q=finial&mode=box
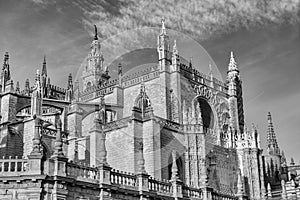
[42,56,47,76]
[94,25,98,40]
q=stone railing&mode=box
[0,156,27,176]
[79,79,118,102]
[182,185,203,198]
[212,192,238,200]
[179,63,227,93]
[0,155,240,200]
[66,161,99,183]
[148,177,172,195]
[110,169,136,188]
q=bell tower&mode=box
[82,25,110,91]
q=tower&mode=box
[264,112,282,185]
[227,51,244,134]
[266,112,280,155]
[0,52,11,93]
[82,25,110,91]
[157,17,170,72]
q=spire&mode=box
[94,25,98,40]
[25,78,30,94]
[67,73,73,90]
[160,17,167,35]
[228,51,239,72]
[267,112,279,154]
[42,56,47,77]
[15,81,20,93]
[157,17,170,71]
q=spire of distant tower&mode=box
[228,51,239,72]
[94,25,98,40]
[42,56,47,77]
[160,17,167,35]
[267,112,279,154]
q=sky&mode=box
[0,0,299,163]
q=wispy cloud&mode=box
[77,0,299,40]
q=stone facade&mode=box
[0,19,298,200]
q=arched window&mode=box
[197,98,214,129]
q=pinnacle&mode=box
[228,51,238,72]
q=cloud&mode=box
[78,0,299,41]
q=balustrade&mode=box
[0,156,27,175]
